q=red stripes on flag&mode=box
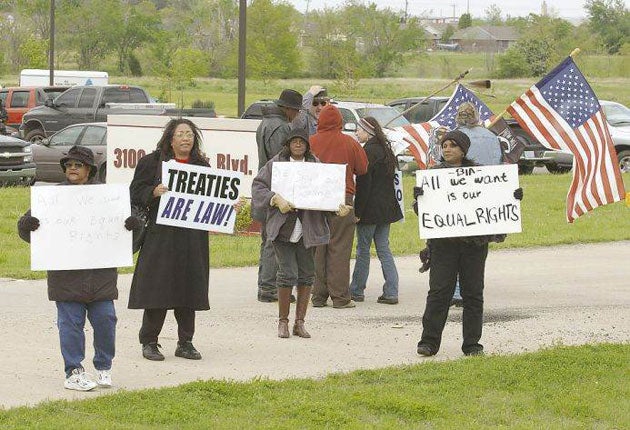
[508,87,625,222]
[400,123,432,169]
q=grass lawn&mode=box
[0,343,627,428]
[2,172,630,280]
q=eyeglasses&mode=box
[174,131,194,138]
[312,100,328,107]
[64,161,85,169]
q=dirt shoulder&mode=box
[0,241,628,409]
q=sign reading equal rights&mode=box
[415,164,522,239]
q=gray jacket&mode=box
[256,105,291,171]
[458,125,503,166]
[251,153,330,249]
[292,91,318,136]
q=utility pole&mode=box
[49,0,55,86]
[237,0,246,117]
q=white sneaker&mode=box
[96,369,112,388]
[64,368,97,391]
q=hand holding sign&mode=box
[271,193,295,214]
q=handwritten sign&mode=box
[415,164,522,239]
[394,170,405,222]
[271,162,345,211]
[156,160,243,233]
[30,184,133,270]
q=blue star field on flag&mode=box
[536,57,600,129]
[431,84,493,128]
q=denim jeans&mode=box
[350,223,399,299]
[56,301,117,377]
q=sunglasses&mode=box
[312,100,328,107]
[63,161,85,169]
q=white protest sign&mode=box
[156,160,243,233]
[394,170,405,222]
[30,184,133,271]
[415,164,522,239]
[271,162,345,211]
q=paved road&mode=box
[0,241,628,409]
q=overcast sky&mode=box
[284,0,610,20]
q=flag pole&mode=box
[383,68,471,128]
[487,48,582,129]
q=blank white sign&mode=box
[30,184,133,270]
[271,162,346,211]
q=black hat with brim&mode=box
[60,145,98,177]
[275,89,303,111]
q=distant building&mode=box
[450,26,519,53]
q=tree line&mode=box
[0,0,627,82]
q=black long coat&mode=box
[128,151,210,310]
[354,138,403,225]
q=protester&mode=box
[294,85,329,136]
[449,102,505,306]
[17,145,138,391]
[413,130,523,357]
[252,129,333,338]
[350,117,403,304]
[310,104,368,308]
[128,118,210,361]
[254,89,303,303]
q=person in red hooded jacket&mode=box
[309,104,368,308]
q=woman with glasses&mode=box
[128,118,210,362]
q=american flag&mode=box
[507,56,625,222]
[389,84,494,169]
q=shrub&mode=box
[191,99,215,109]
[234,199,253,232]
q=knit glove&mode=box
[336,204,352,217]
[513,188,524,200]
[413,186,424,199]
[271,193,295,214]
[18,215,40,232]
[124,216,143,231]
[419,246,431,273]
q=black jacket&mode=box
[354,138,403,225]
[128,150,211,310]
[17,178,118,303]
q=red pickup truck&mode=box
[0,86,69,127]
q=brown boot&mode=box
[293,285,311,338]
[277,287,292,338]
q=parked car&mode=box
[31,122,106,183]
[544,100,630,173]
[387,96,560,174]
[241,99,410,130]
[0,134,36,185]
[0,86,70,127]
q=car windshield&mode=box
[603,103,630,126]
[355,107,410,128]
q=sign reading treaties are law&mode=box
[156,161,243,233]
[415,164,522,239]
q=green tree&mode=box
[458,13,472,29]
[484,4,503,25]
[17,36,48,69]
[585,0,630,54]
[441,24,455,43]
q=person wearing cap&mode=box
[350,117,403,305]
[254,89,303,303]
[252,128,334,338]
[17,145,141,391]
[413,130,523,357]
[293,85,330,136]
[310,104,368,309]
[128,118,210,362]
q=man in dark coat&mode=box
[254,89,303,302]
[18,145,138,391]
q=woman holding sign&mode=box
[350,117,403,304]
[129,118,210,362]
[252,129,334,339]
[413,130,523,357]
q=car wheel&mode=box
[25,129,45,143]
[518,164,534,175]
[617,149,630,173]
[546,163,572,174]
